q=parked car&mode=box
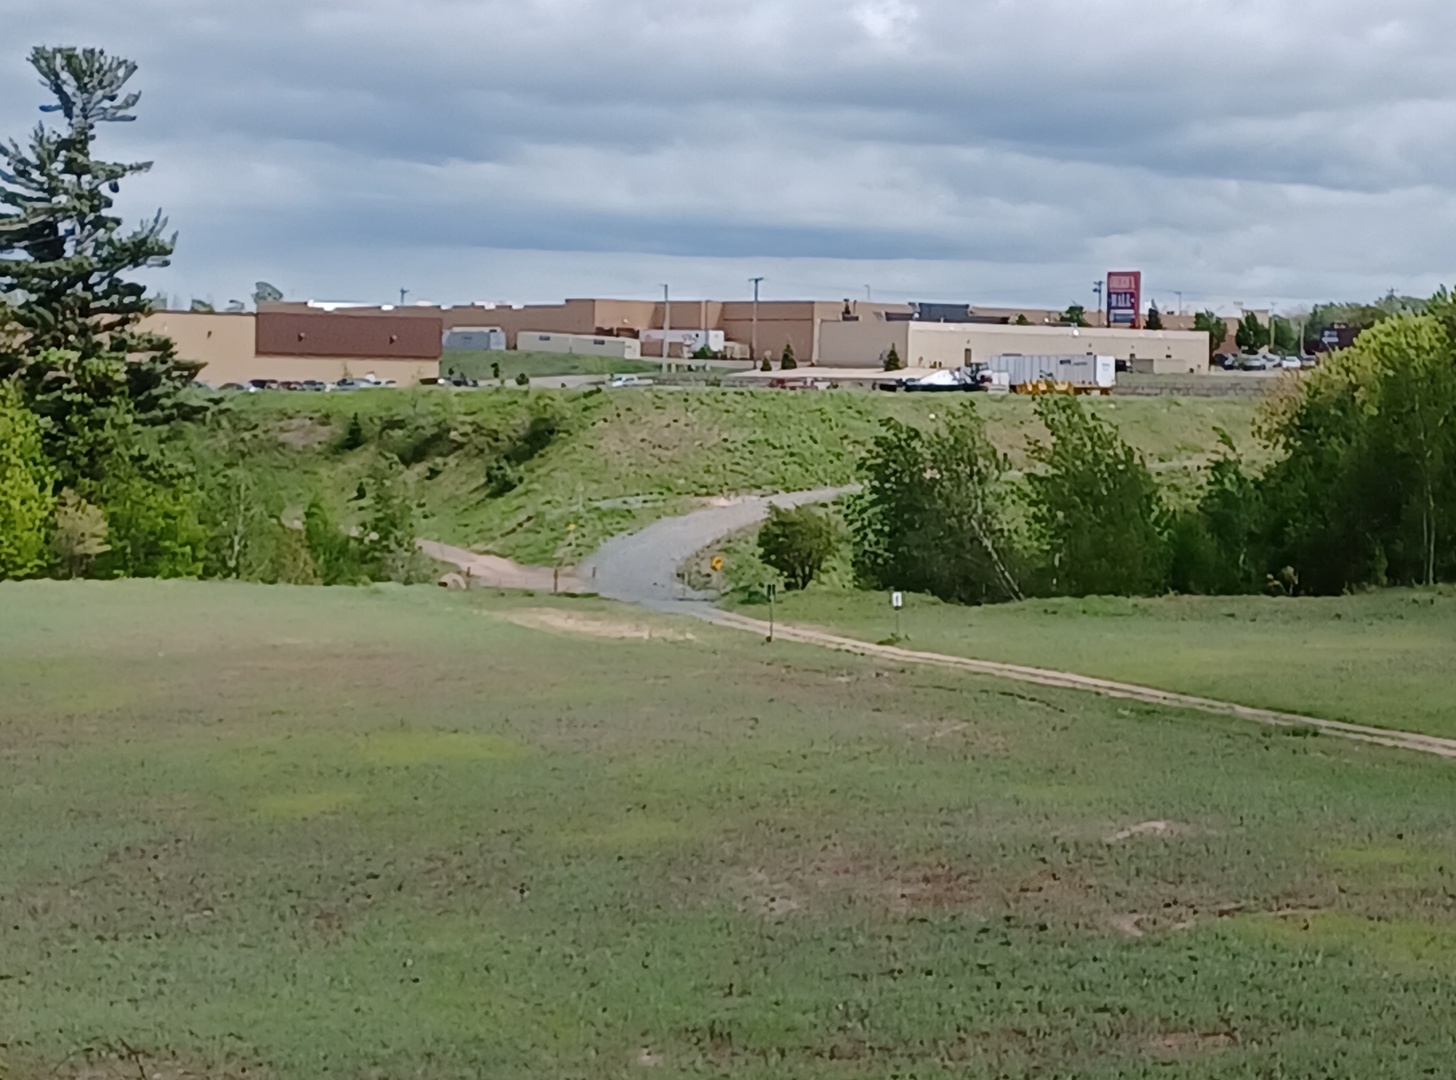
[218,382,251,392]
[1279,355,1303,370]
[608,374,653,388]
[1238,355,1272,371]
[299,379,329,392]
[1214,353,1239,370]
[248,378,281,391]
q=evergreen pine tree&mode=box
[780,342,797,370]
[0,46,199,462]
[1145,304,1164,331]
[883,344,904,371]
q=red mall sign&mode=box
[1106,271,1142,328]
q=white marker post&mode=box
[891,590,903,639]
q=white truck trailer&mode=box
[986,354,1116,393]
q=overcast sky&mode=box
[4,0,1456,312]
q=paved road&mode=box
[578,487,854,604]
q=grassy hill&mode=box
[5,580,1456,1079]
[206,388,1264,565]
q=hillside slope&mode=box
[204,388,1263,564]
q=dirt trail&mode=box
[700,608,1456,760]
[422,489,1456,761]
[416,539,584,593]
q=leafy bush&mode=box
[849,404,1023,604]
[1025,395,1169,597]
[0,384,54,579]
[758,504,836,590]
[95,469,207,579]
[50,489,109,577]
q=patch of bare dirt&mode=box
[1146,1031,1238,1058]
[273,416,333,450]
[504,609,696,642]
[736,849,981,919]
[34,1043,261,1080]
[1104,819,1192,844]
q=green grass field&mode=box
[740,587,1456,740]
[4,581,1456,1079]
[219,389,1263,565]
[440,349,661,381]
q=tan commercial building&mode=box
[818,318,1210,374]
[259,298,915,365]
[140,310,442,385]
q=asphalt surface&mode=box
[578,487,854,604]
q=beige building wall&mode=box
[818,320,1210,373]
[516,331,643,359]
[138,311,438,385]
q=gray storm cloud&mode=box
[2,0,1453,307]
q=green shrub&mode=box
[1025,395,1169,597]
[95,471,207,579]
[0,384,54,579]
[758,504,837,590]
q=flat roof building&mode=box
[140,310,442,385]
[818,319,1209,375]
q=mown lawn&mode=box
[748,587,1456,740]
[4,581,1454,1079]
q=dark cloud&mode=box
[3,0,1455,305]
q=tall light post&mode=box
[399,288,409,306]
[1175,290,1184,315]
[864,285,872,302]
[1092,280,1104,324]
[749,276,764,367]
[661,284,671,372]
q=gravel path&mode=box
[578,486,854,603]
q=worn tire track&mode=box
[700,609,1456,760]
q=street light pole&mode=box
[1175,290,1183,315]
[661,284,671,372]
[399,288,409,306]
[749,276,764,367]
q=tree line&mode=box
[842,297,1456,602]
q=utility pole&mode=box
[399,288,409,306]
[864,285,872,302]
[1175,290,1184,315]
[749,276,764,367]
[661,284,671,372]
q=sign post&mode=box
[767,583,776,642]
[1105,271,1143,329]
[891,590,903,639]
